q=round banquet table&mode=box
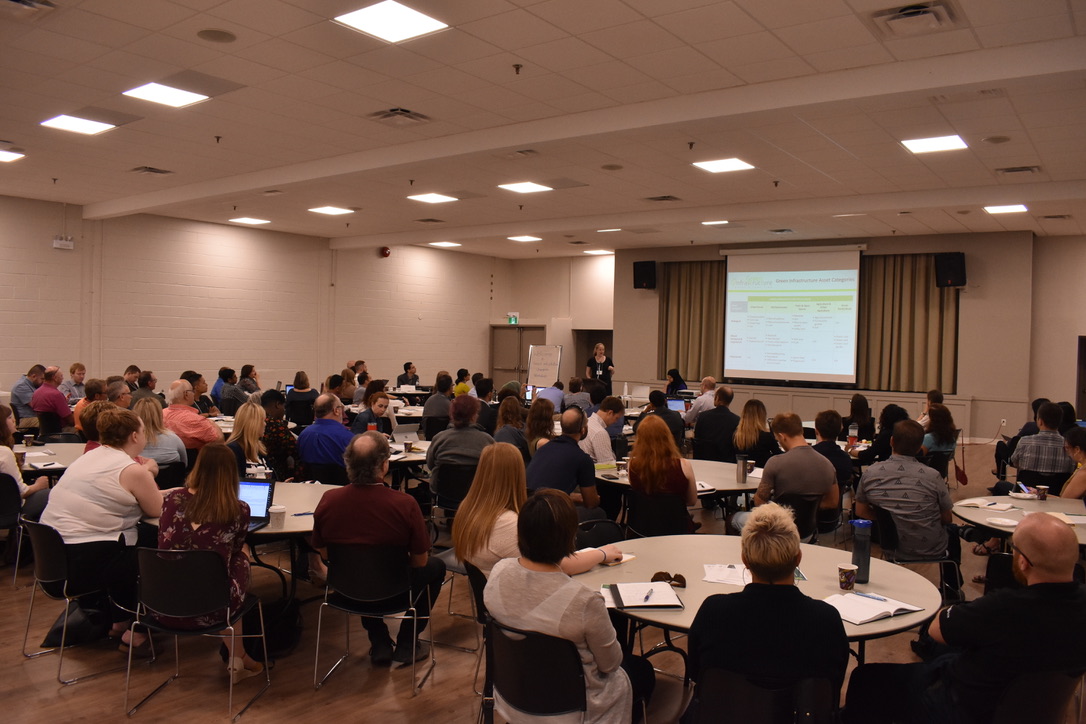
[953,495,1086,545]
[17,442,86,476]
[597,459,763,496]
[573,535,940,650]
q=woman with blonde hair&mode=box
[452,443,621,576]
[225,400,267,476]
[132,396,186,466]
[524,397,555,458]
[733,399,779,468]
[628,415,696,505]
[158,443,263,682]
[493,397,530,464]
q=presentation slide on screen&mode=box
[724,250,860,384]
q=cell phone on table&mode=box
[1017,482,1031,494]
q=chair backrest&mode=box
[22,519,69,587]
[626,489,689,538]
[326,544,411,603]
[575,519,625,549]
[463,560,489,625]
[1017,470,1069,496]
[694,668,836,724]
[219,397,240,417]
[184,448,200,472]
[285,399,314,427]
[136,548,230,619]
[488,619,586,717]
[36,411,62,436]
[917,451,951,479]
[421,416,450,441]
[0,474,22,528]
[304,462,349,486]
[872,506,900,552]
[432,464,477,509]
[773,493,822,541]
[155,462,188,490]
[39,432,83,444]
[993,670,1082,724]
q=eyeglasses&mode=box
[1010,541,1033,567]
[650,571,686,588]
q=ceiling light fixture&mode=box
[408,193,458,203]
[692,158,754,173]
[984,204,1028,214]
[901,134,967,153]
[229,217,270,225]
[701,220,729,226]
[498,182,552,193]
[0,149,25,162]
[596,228,621,233]
[508,236,541,242]
[429,241,461,247]
[335,1,448,43]
[123,82,209,108]
[584,250,614,255]
[40,114,115,135]
[832,213,866,218]
[309,206,354,215]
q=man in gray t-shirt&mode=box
[856,419,954,559]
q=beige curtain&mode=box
[858,254,958,393]
[658,261,726,381]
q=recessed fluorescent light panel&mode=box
[584,250,614,255]
[508,236,541,242]
[40,114,116,135]
[123,82,209,108]
[429,241,461,247]
[309,206,354,215]
[692,158,754,173]
[984,204,1028,214]
[408,193,458,203]
[0,150,25,162]
[701,220,729,226]
[229,217,270,225]
[901,135,967,154]
[335,1,448,43]
[596,228,621,233]
[498,182,553,193]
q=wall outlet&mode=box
[1001,418,1007,427]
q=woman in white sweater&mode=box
[0,404,50,519]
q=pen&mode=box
[643,588,654,603]
[855,592,886,602]
[292,511,314,516]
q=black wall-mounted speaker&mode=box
[934,252,966,288]
[633,260,656,289]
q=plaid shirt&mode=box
[1010,430,1075,475]
[262,417,297,479]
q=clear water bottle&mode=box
[736,454,748,485]
[851,519,872,584]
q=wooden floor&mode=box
[0,441,1012,722]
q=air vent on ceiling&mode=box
[995,166,1041,175]
[567,240,587,245]
[644,195,681,202]
[368,108,431,126]
[130,166,174,175]
[769,229,795,235]
[871,2,956,38]
[500,149,539,160]
[415,218,445,224]
[1041,215,1072,220]
[0,0,55,18]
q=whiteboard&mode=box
[526,345,562,388]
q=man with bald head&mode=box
[106,380,134,409]
[31,365,75,430]
[162,379,223,453]
[297,393,354,473]
[527,406,604,520]
[684,376,717,427]
[844,511,1086,723]
[693,385,739,462]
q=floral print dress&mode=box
[156,488,250,629]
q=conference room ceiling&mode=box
[1,0,1084,259]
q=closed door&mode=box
[491,325,545,385]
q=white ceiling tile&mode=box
[729,56,815,84]
[652,3,765,44]
[957,0,1070,26]
[348,44,445,78]
[408,0,519,26]
[529,0,643,34]
[354,78,437,108]
[580,20,686,59]
[405,66,495,96]
[549,91,616,113]
[407,29,505,66]
[297,60,386,91]
[85,0,194,31]
[257,73,342,101]
[235,38,335,73]
[773,14,876,55]
[39,8,148,47]
[603,80,679,105]
[734,0,853,29]
[697,32,796,67]
[973,16,1075,48]
[89,50,182,82]
[663,67,744,94]
[499,101,564,122]
[123,32,225,67]
[504,73,592,102]
[206,0,324,36]
[280,20,383,57]
[517,36,615,72]
[460,9,569,51]
[159,12,273,51]
[9,28,113,64]
[625,46,719,80]
[192,54,288,86]
[882,29,981,61]
[622,0,721,17]
[568,60,654,92]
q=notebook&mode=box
[606,582,683,610]
[238,480,275,533]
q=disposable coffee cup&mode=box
[14,451,26,468]
[367,422,377,432]
[1036,485,1049,501]
[403,441,412,454]
[838,564,858,591]
[23,435,34,448]
[269,504,286,528]
[746,460,756,474]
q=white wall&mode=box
[1031,235,1086,403]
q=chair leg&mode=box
[314,602,352,689]
[11,524,22,587]
[431,572,481,654]
[228,602,271,722]
[127,632,181,716]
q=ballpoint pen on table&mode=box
[643,588,653,603]
[855,592,887,601]
[292,511,314,516]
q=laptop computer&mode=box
[238,480,276,533]
[666,398,687,413]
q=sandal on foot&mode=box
[228,657,264,685]
[972,574,987,584]
[972,542,999,556]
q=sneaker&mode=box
[392,641,430,664]
[370,641,394,667]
